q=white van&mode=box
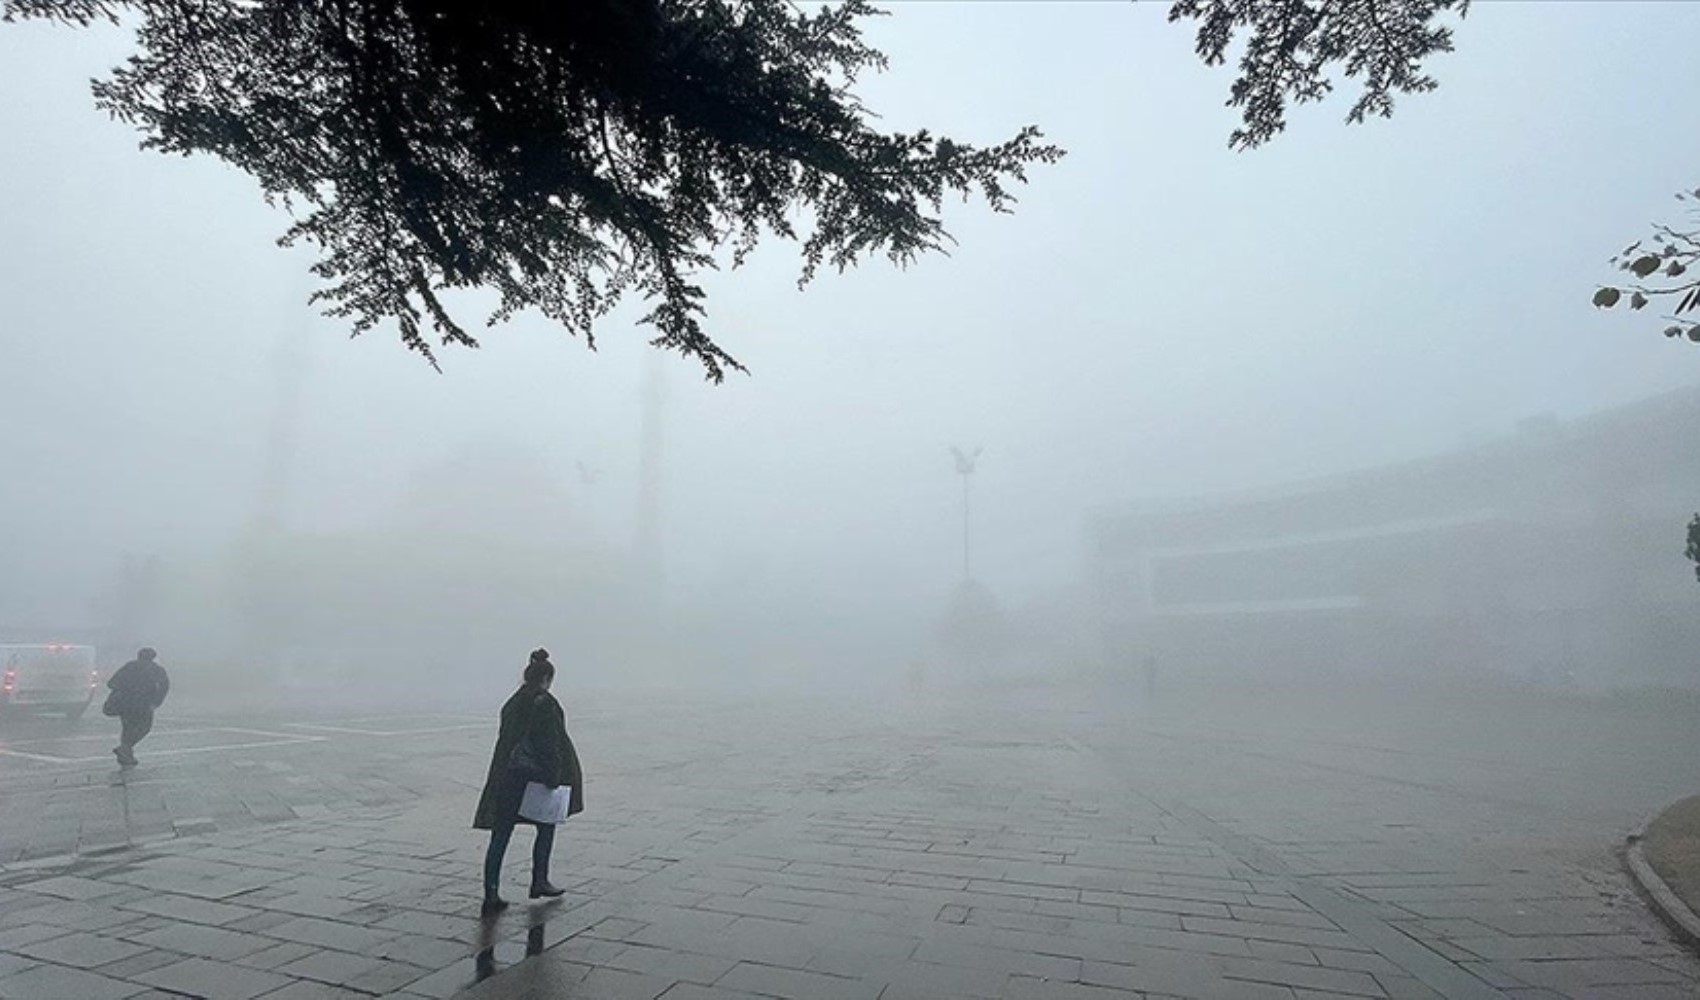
[0,644,99,719]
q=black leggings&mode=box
[484,819,554,894]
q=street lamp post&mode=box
[948,446,982,583]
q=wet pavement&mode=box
[0,712,483,864]
[1,679,1698,999]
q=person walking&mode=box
[473,648,583,914]
[104,647,170,768]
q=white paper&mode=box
[517,781,571,824]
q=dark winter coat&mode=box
[106,659,170,715]
[472,686,583,830]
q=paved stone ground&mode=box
[0,679,1697,999]
[0,712,487,863]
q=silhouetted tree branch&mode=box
[7,0,1480,374]
[5,0,1065,376]
[1167,0,1469,151]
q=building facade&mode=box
[1089,389,1700,689]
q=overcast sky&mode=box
[2,2,1698,631]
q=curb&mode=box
[1625,814,1700,953]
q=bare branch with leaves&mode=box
[1593,184,1700,343]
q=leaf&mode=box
[1688,327,1700,343]
[1631,254,1662,277]
[1665,326,1684,338]
[1669,261,1689,278]
[1593,287,1622,308]
[1630,292,1648,310]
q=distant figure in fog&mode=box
[474,648,583,914]
[104,647,169,768]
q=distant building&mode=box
[1088,387,1700,689]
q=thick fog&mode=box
[4,4,1700,706]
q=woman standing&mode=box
[473,648,583,913]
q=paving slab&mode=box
[0,961,143,999]
[133,956,292,999]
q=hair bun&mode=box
[530,648,550,663]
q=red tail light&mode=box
[1,669,14,693]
